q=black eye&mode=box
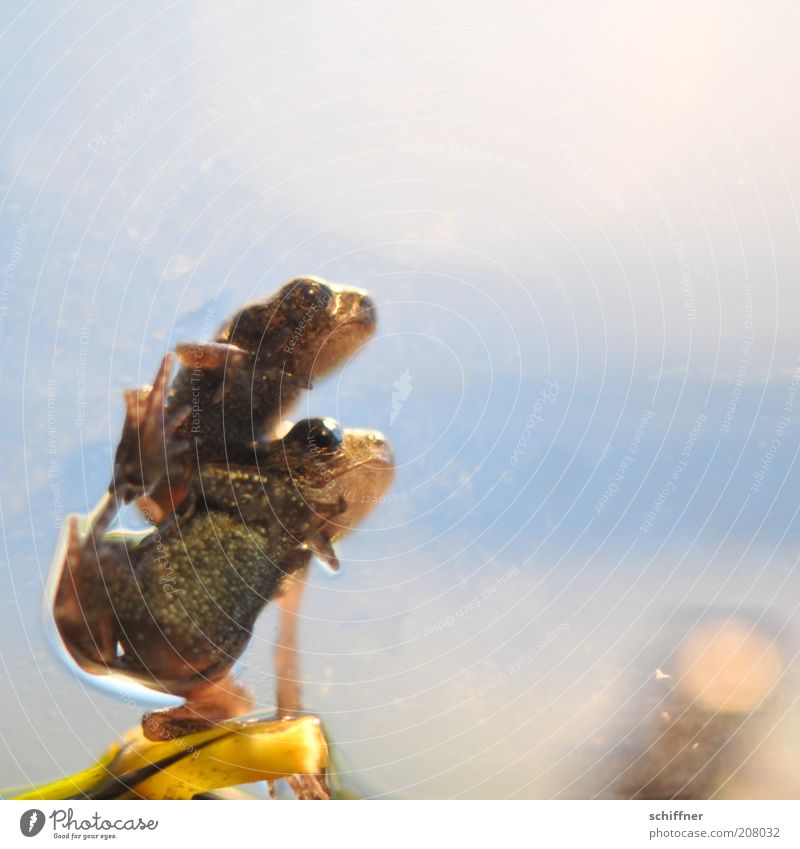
[283,278,333,314]
[285,418,344,453]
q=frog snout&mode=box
[343,428,395,471]
[370,431,394,468]
[324,429,395,538]
[355,294,376,330]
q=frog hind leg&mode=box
[140,676,253,742]
[52,502,132,670]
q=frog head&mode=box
[265,417,395,571]
[217,277,376,386]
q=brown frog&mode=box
[112,277,376,521]
[53,413,394,742]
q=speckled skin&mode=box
[109,512,303,685]
[55,421,394,699]
[53,281,390,745]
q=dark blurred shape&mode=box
[566,612,790,799]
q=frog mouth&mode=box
[309,286,377,377]
[311,429,395,539]
[342,428,394,463]
[330,284,376,331]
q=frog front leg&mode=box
[111,354,191,522]
[274,568,308,718]
[271,570,334,800]
[138,341,274,520]
[272,493,349,718]
[113,353,191,498]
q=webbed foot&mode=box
[141,678,253,742]
[285,773,330,800]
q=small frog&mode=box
[174,276,376,450]
[52,415,394,742]
[112,278,376,521]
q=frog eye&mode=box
[283,278,334,314]
[285,418,344,453]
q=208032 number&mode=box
[735,828,780,838]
